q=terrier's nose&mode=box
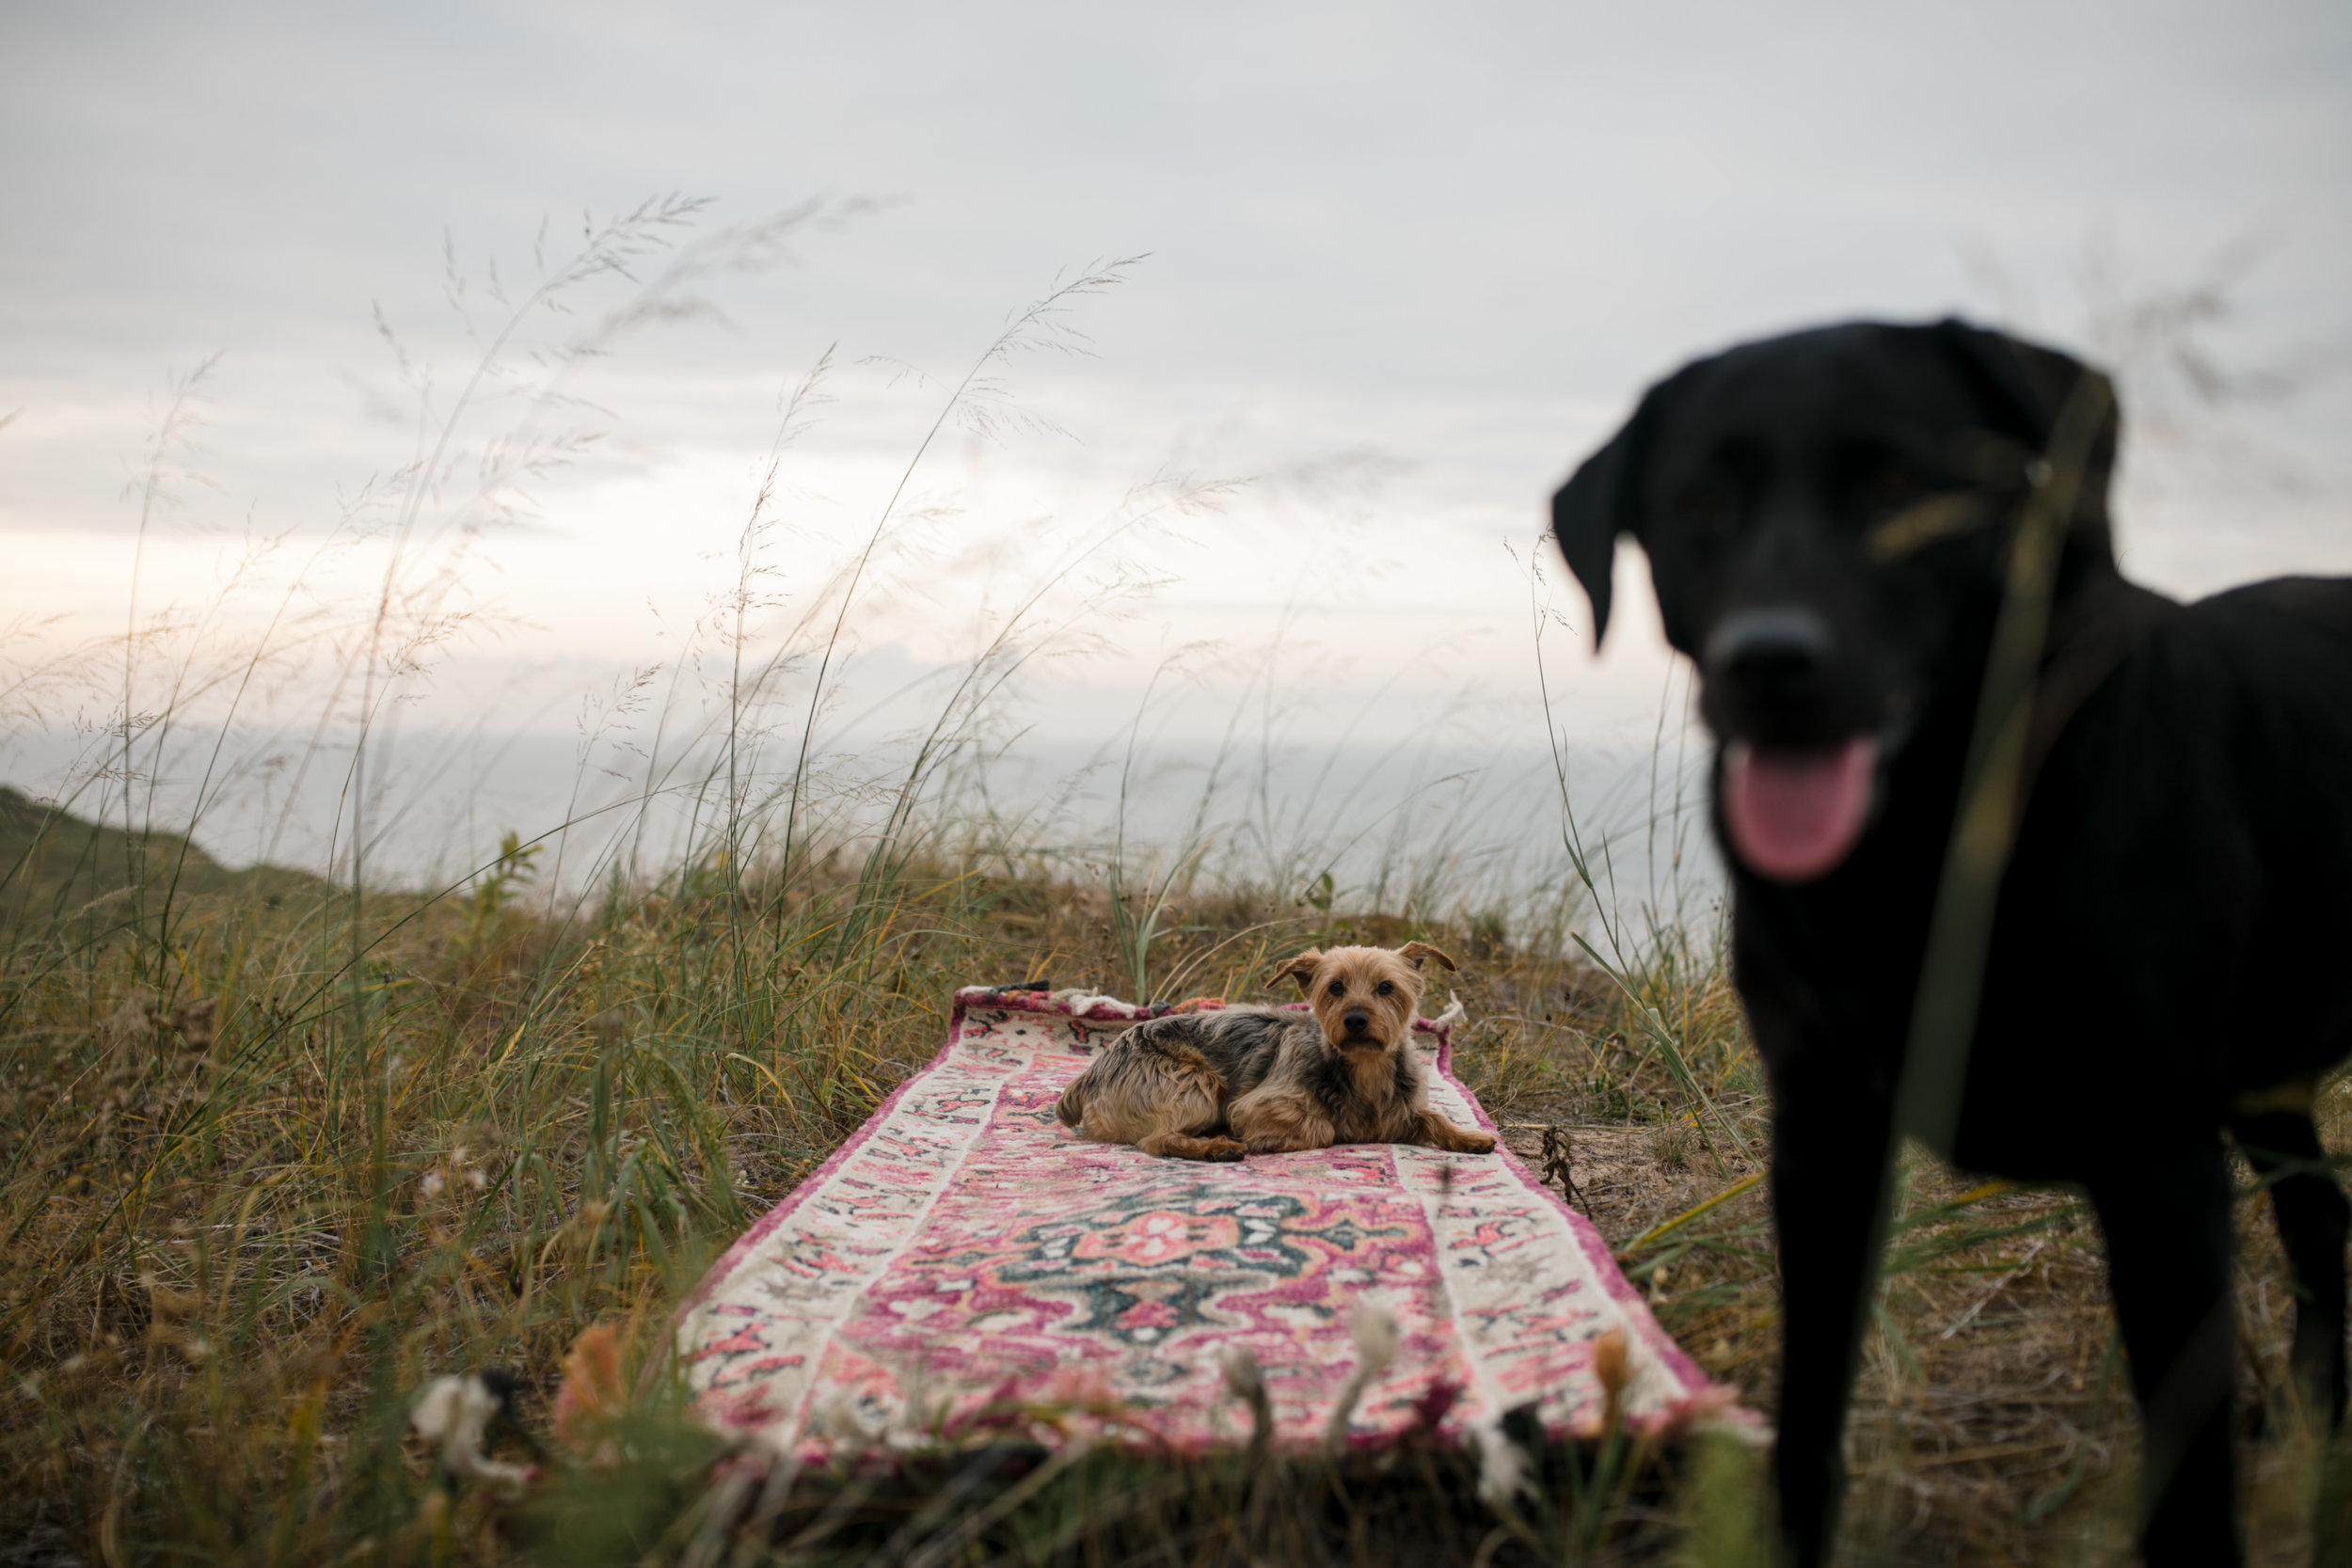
[1343,1008,1372,1034]
[1703,608,1831,691]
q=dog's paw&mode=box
[1197,1137,1248,1163]
[1422,1119,1496,1154]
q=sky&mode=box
[2,0,2347,879]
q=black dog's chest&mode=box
[1735,606,2352,1179]
[1739,834,2215,1176]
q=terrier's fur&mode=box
[1054,942,1498,1161]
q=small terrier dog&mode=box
[1054,942,1499,1161]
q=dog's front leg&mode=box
[1770,1085,1895,1568]
[1407,1107,1496,1155]
[2088,1146,2243,1568]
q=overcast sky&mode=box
[3,0,2348,870]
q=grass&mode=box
[4,784,2344,1565]
[3,199,2345,1565]
[0,784,1685,1565]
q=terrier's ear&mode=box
[1269,951,1324,990]
[1396,942,1457,974]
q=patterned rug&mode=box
[678,987,1742,1460]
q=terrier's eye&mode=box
[1375,980,1394,996]
[1327,980,1347,998]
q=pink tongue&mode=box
[1722,737,1879,883]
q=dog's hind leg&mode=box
[1129,1069,1248,1157]
[1070,1046,1244,1161]
[2233,1105,2349,1431]
[1227,1086,1335,1156]
[2089,1146,2243,1568]
[1136,1129,1247,1161]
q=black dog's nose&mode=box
[1343,1007,1371,1034]
[1703,608,1832,689]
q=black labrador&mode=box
[1549,320,2350,1567]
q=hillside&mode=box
[0,784,319,931]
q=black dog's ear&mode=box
[1930,318,2118,457]
[1931,317,2058,445]
[1549,422,1634,648]
[1931,318,2121,559]
[1552,365,1697,648]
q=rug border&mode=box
[1440,1059,1721,1402]
[679,998,971,1313]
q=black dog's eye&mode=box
[1671,481,1740,539]
[1327,980,1347,998]
[1375,980,1394,996]
[1864,465,1924,513]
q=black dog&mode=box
[1550,320,2350,1567]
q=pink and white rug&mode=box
[679,987,1741,1458]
